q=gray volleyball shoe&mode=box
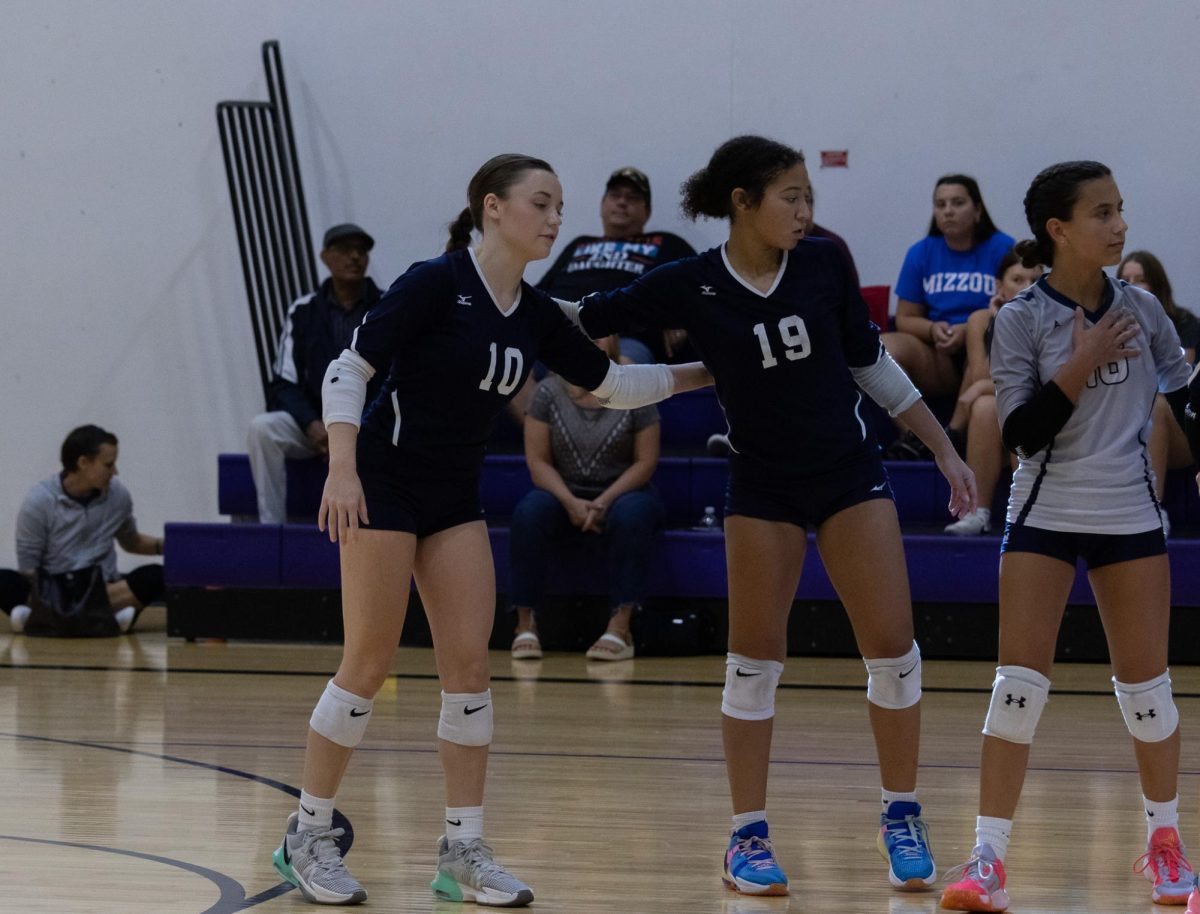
[272,811,367,905]
[431,835,534,907]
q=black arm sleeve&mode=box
[1001,381,1075,458]
[1165,386,1189,433]
[1182,367,1200,465]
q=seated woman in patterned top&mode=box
[508,335,663,662]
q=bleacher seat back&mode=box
[860,285,890,331]
[657,388,726,453]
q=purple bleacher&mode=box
[167,518,1200,608]
[217,453,326,519]
[189,455,1200,609]
[656,387,726,452]
[164,522,281,587]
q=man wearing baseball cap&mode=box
[247,223,382,523]
[537,167,696,364]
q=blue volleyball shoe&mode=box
[723,820,789,896]
[877,800,936,890]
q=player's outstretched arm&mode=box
[591,361,712,410]
[669,361,714,394]
[896,400,978,520]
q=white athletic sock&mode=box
[881,788,919,811]
[298,791,335,831]
[8,604,31,633]
[114,606,136,632]
[445,806,484,844]
[1145,795,1180,842]
[731,810,767,832]
[976,815,1012,862]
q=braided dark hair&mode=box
[680,135,804,221]
[446,153,555,252]
[1016,161,1111,268]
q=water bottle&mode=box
[694,505,719,531]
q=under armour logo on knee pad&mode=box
[1136,709,1157,721]
[1005,694,1026,708]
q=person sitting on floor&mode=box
[1,424,164,634]
[508,336,664,662]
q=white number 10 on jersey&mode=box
[753,315,812,368]
[479,342,524,395]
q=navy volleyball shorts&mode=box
[725,449,893,529]
[1001,523,1167,570]
[354,430,484,536]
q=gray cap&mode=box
[606,167,651,207]
[322,223,375,250]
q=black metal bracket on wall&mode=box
[217,41,319,402]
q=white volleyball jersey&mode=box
[991,275,1191,534]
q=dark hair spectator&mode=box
[61,425,117,472]
[926,175,1000,246]
[3,425,164,635]
[1118,250,1199,533]
[508,336,664,661]
[882,173,1015,457]
[944,253,1042,535]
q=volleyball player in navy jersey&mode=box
[941,162,1197,912]
[271,154,711,907]
[571,136,976,896]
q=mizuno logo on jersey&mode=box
[457,295,472,306]
[700,285,716,296]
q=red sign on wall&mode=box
[820,150,848,168]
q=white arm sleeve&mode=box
[592,362,675,409]
[554,298,583,329]
[850,347,921,417]
[322,349,376,428]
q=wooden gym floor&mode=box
[1,606,1198,914]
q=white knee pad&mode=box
[437,690,494,747]
[1115,671,1179,743]
[982,665,1050,745]
[309,679,374,748]
[864,641,922,710]
[721,653,784,721]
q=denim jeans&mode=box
[508,486,664,613]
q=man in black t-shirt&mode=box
[537,167,696,364]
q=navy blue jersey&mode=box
[580,239,881,477]
[351,248,610,475]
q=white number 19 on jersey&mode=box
[752,315,811,368]
[479,342,524,395]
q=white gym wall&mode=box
[1,1,1196,566]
